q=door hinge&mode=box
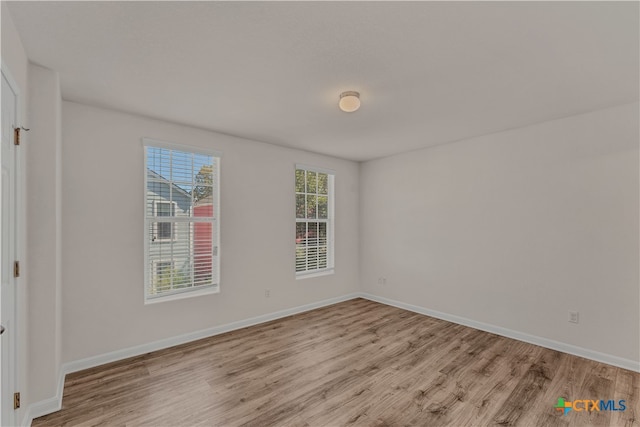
[13,261,20,278]
[14,127,20,146]
[13,392,20,409]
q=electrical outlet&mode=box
[377,277,387,285]
[568,311,579,324]
[265,289,271,298]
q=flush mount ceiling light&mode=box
[339,91,361,113]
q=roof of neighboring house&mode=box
[147,168,191,199]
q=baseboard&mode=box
[63,292,361,375]
[360,292,640,373]
[22,292,361,425]
[21,366,65,426]
[23,290,639,425]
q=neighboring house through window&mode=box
[295,165,335,277]
[144,139,221,302]
[153,201,176,241]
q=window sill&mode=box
[296,269,334,280]
[145,285,219,305]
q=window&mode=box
[295,165,334,277]
[144,139,220,301]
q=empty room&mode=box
[1,1,638,426]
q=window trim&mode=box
[295,164,335,279]
[143,138,222,303]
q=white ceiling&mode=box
[7,1,639,161]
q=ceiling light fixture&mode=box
[339,91,361,113]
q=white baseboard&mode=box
[62,292,360,374]
[22,292,361,425]
[23,291,639,426]
[360,292,640,373]
[21,366,65,426]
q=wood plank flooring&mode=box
[33,298,639,426]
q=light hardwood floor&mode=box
[33,298,638,426]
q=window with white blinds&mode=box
[295,165,334,277]
[144,139,220,301]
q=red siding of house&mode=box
[194,204,213,280]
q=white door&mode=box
[1,68,19,427]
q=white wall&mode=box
[61,101,360,363]
[1,3,31,423]
[26,64,63,405]
[360,102,640,364]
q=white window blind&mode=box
[144,141,220,300]
[295,166,334,276]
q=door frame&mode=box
[1,60,23,427]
